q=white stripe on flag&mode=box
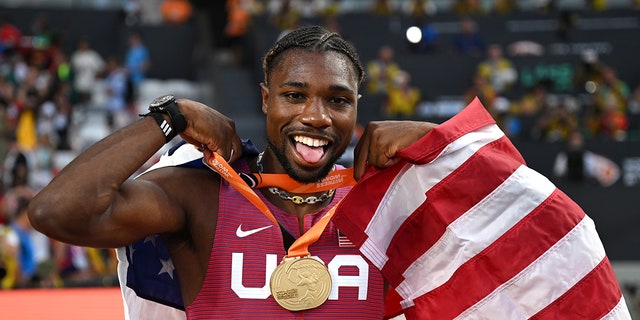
[361,125,505,269]
[602,296,632,320]
[456,216,606,319]
[396,165,555,305]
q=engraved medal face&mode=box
[270,257,332,311]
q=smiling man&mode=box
[27,25,433,319]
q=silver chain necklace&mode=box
[257,151,335,205]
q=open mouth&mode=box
[292,135,330,164]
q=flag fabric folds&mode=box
[333,97,631,319]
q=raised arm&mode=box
[27,98,242,248]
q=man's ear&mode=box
[260,82,269,114]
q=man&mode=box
[70,38,105,105]
[28,26,433,318]
[125,33,150,103]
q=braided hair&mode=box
[263,25,364,86]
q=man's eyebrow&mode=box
[279,81,307,88]
[329,84,356,95]
[279,81,356,95]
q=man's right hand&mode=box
[177,99,243,163]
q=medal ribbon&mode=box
[203,151,355,258]
[240,169,355,193]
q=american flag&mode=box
[116,142,203,320]
[333,98,631,319]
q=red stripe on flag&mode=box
[334,162,406,247]
[532,257,623,320]
[398,97,497,164]
[404,189,585,319]
[381,137,524,285]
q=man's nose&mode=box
[300,98,331,128]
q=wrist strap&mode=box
[143,112,177,143]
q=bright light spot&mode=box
[406,26,422,44]
[585,81,597,94]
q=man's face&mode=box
[261,49,359,183]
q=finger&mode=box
[379,144,399,167]
[228,136,243,163]
[353,126,371,180]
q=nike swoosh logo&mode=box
[236,224,273,238]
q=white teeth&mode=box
[294,136,328,147]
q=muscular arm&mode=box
[28,99,243,248]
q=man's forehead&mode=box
[271,50,358,86]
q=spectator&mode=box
[385,70,421,119]
[224,0,252,67]
[595,66,630,114]
[371,0,394,15]
[597,93,628,141]
[5,197,36,287]
[100,56,130,131]
[31,132,55,191]
[124,33,150,104]
[451,17,486,56]
[402,0,437,18]
[509,80,554,140]
[476,44,518,95]
[160,0,193,25]
[464,74,497,115]
[52,88,73,150]
[453,0,487,14]
[0,17,22,58]
[0,220,19,289]
[70,38,105,105]
[553,130,621,186]
[537,103,579,142]
[123,0,142,26]
[271,0,301,37]
[494,0,518,13]
[365,45,401,95]
[48,50,71,91]
[573,49,605,94]
[15,89,39,151]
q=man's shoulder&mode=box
[139,139,260,176]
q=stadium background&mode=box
[1,0,639,318]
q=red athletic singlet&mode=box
[186,159,385,319]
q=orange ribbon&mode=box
[203,151,355,258]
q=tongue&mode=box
[296,143,324,163]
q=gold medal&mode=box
[270,256,332,311]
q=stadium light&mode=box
[406,26,422,44]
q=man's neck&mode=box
[249,151,335,223]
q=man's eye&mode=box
[330,97,351,106]
[284,92,304,101]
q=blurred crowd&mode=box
[0,14,151,289]
[1,0,639,290]
[350,1,639,143]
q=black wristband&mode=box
[148,95,187,134]
[143,95,188,143]
[144,112,177,143]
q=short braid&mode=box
[263,25,364,86]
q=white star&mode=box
[158,258,175,279]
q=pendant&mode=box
[270,255,332,311]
